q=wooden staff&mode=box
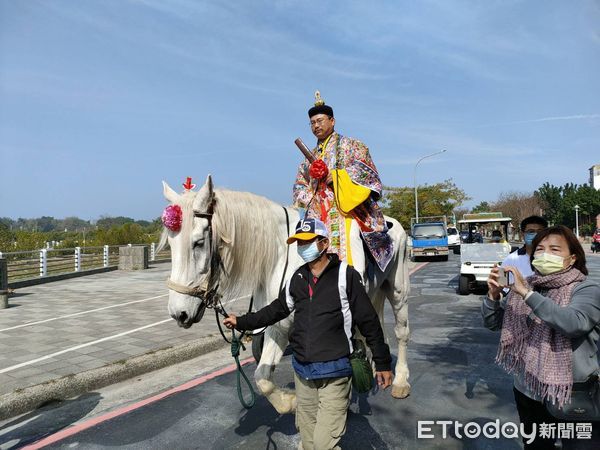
[294,138,315,163]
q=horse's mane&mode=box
[212,189,284,298]
[158,189,286,300]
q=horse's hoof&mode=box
[271,391,297,414]
[391,384,411,399]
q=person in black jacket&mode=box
[224,217,392,450]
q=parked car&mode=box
[447,226,460,254]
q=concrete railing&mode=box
[118,245,149,270]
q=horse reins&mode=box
[166,203,291,409]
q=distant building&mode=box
[589,164,600,189]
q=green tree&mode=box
[58,217,90,231]
[37,216,57,232]
[96,216,135,229]
[93,223,151,245]
[0,222,15,252]
[13,230,46,251]
[534,182,600,232]
[383,179,471,228]
[535,183,562,225]
[0,217,15,230]
[471,201,491,214]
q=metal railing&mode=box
[0,243,170,283]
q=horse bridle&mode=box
[166,202,291,326]
[166,200,225,310]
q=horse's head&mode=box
[162,175,217,329]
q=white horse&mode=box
[161,175,411,414]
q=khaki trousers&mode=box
[294,373,351,450]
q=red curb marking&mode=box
[25,262,432,448]
[409,262,429,276]
[22,357,256,449]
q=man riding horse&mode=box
[293,92,393,275]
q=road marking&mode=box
[409,262,429,276]
[0,294,250,374]
[0,319,172,374]
[21,357,256,450]
[0,294,168,332]
[0,293,251,333]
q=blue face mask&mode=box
[524,232,537,246]
[298,240,324,263]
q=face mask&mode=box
[532,252,570,275]
[298,240,324,263]
[524,232,537,246]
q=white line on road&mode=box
[0,294,168,332]
[0,319,173,374]
[0,295,252,374]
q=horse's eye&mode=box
[194,239,205,248]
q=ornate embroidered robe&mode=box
[292,132,393,271]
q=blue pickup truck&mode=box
[411,222,449,261]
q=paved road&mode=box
[0,262,256,409]
[4,253,600,449]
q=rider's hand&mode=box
[486,265,503,301]
[326,172,333,186]
[223,314,238,330]
[376,371,393,389]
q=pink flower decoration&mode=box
[162,205,183,232]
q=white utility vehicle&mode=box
[457,213,512,295]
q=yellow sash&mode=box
[331,169,371,215]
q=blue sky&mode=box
[1,0,599,220]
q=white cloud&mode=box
[479,114,600,127]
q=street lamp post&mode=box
[574,204,580,239]
[414,149,447,223]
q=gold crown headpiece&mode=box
[314,90,325,107]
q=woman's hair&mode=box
[530,225,588,275]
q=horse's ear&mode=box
[193,174,214,212]
[162,181,180,204]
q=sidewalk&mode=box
[0,264,251,420]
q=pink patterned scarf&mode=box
[496,267,586,407]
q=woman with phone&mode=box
[483,225,600,449]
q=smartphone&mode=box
[496,267,508,287]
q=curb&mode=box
[0,334,228,420]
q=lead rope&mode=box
[212,206,291,409]
[212,301,256,409]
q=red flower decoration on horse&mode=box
[309,159,329,181]
[162,205,183,232]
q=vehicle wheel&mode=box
[441,255,449,261]
[458,275,470,295]
[453,247,461,255]
[251,332,265,363]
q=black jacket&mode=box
[236,254,392,371]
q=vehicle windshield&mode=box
[413,225,446,238]
[461,243,511,262]
[447,228,458,235]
